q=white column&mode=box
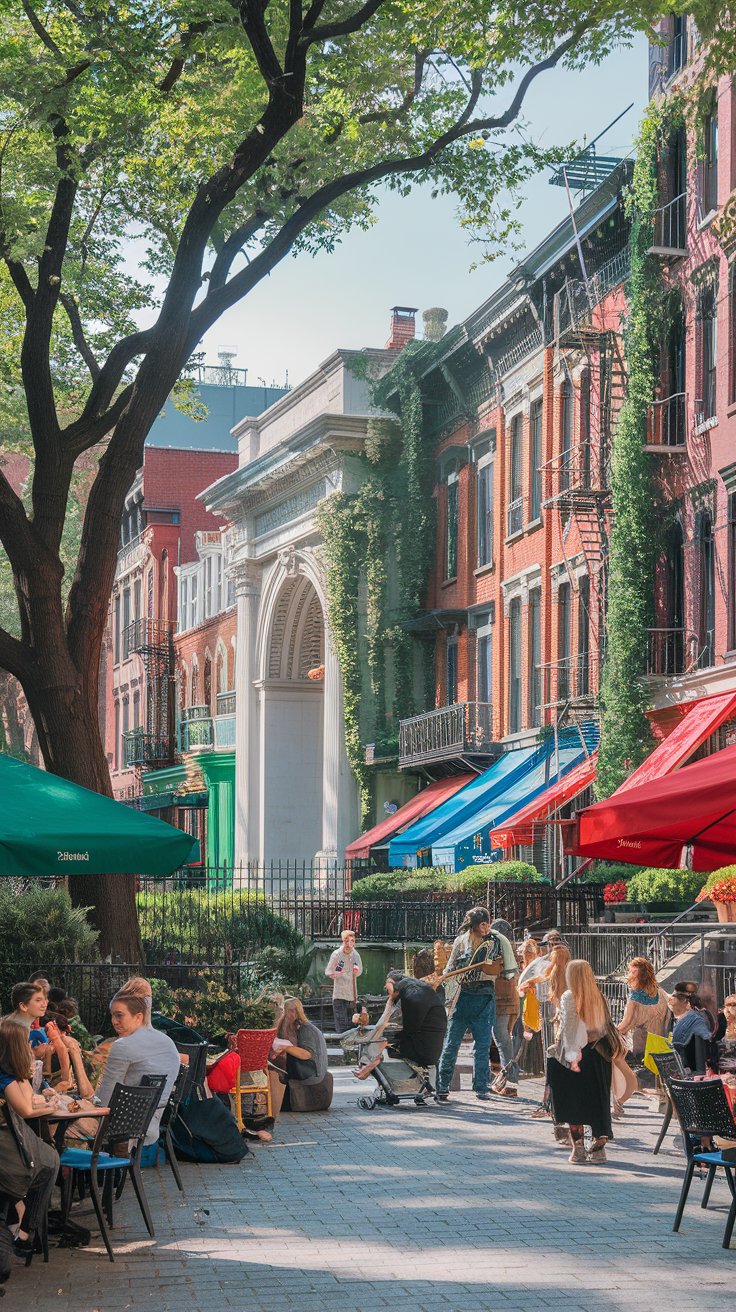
[232,562,261,869]
[315,630,358,870]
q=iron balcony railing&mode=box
[399,701,494,768]
[216,691,236,716]
[178,701,237,753]
[122,618,174,661]
[693,382,717,432]
[123,728,175,768]
[649,193,687,255]
[213,714,236,750]
[507,496,523,537]
[646,627,700,677]
[538,654,600,709]
[646,392,687,448]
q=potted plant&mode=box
[626,867,703,914]
[696,867,736,924]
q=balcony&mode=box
[399,702,494,769]
[507,496,523,538]
[123,728,175,768]
[647,194,687,258]
[646,393,687,450]
[538,655,599,710]
[122,618,174,661]
[646,628,700,677]
[693,384,717,436]
[178,696,236,753]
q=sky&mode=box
[176,35,649,389]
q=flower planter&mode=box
[715,900,736,924]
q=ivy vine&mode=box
[597,100,682,798]
[318,345,437,825]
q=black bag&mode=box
[171,1094,249,1164]
[0,1108,34,1199]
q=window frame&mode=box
[529,399,543,522]
[507,415,523,537]
[476,454,494,569]
[446,636,459,705]
[508,596,522,734]
[527,586,542,728]
[445,472,459,581]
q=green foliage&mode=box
[626,866,703,905]
[0,886,99,965]
[697,867,736,900]
[136,890,304,963]
[598,100,681,797]
[351,860,541,900]
[583,861,644,886]
[149,974,279,1041]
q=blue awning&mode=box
[432,738,591,870]
[388,746,539,868]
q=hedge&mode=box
[351,862,542,901]
[625,867,704,905]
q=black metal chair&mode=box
[651,1049,687,1155]
[142,1066,189,1192]
[59,1082,162,1261]
[668,1078,736,1250]
[175,1041,209,1094]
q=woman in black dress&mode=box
[547,959,623,1166]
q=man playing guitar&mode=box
[435,907,503,1103]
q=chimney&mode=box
[423,307,448,342]
[385,306,418,350]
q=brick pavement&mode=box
[20,1072,735,1312]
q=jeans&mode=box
[332,999,354,1035]
[437,990,495,1095]
[492,1012,519,1085]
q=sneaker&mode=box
[436,1091,449,1102]
[494,1086,518,1098]
[588,1141,608,1165]
[568,1141,587,1165]
[476,1091,491,1101]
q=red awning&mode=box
[617,690,736,793]
[490,755,598,850]
[570,742,736,870]
[345,775,474,861]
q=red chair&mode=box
[231,1028,278,1130]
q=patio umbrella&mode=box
[568,742,736,872]
[0,753,198,877]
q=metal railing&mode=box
[649,193,687,253]
[507,496,523,537]
[122,618,174,660]
[538,654,600,708]
[399,701,494,767]
[694,383,717,431]
[214,714,236,750]
[123,728,175,768]
[646,392,687,447]
[541,440,607,499]
[216,691,236,716]
[646,627,700,677]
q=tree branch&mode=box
[22,1,64,60]
[208,209,269,291]
[64,384,134,456]
[0,467,38,576]
[359,50,428,125]
[60,293,101,380]
[76,328,151,426]
[240,1,285,85]
[0,623,31,683]
[1,253,34,309]
[302,0,384,45]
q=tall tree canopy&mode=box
[0,0,700,953]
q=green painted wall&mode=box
[199,752,235,871]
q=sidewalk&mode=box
[23,1072,735,1312]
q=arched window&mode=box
[216,644,227,695]
[204,650,212,711]
[191,655,200,707]
[159,549,169,623]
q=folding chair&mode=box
[175,1041,209,1094]
[651,1049,686,1155]
[143,1066,189,1192]
[668,1078,736,1250]
[231,1028,278,1130]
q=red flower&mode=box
[603,880,628,905]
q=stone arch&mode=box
[256,549,327,683]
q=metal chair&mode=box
[59,1082,162,1261]
[651,1049,686,1155]
[231,1028,278,1130]
[143,1066,189,1192]
[668,1078,736,1250]
[175,1041,209,1094]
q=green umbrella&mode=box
[0,753,198,877]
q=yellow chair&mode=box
[231,1027,278,1130]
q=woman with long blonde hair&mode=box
[542,944,572,1011]
[546,959,620,1166]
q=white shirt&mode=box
[325,947,363,1001]
[95,1027,181,1144]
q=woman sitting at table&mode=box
[0,1019,60,1257]
[271,997,330,1114]
[92,993,181,1144]
[715,994,736,1076]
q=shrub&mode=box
[584,861,643,886]
[626,867,703,905]
[351,861,543,901]
[451,862,542,891]
[696,867,736,904]
[149,973,279,1040]
[137,889,304,962]
[0,886,99,966]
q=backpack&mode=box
[171,1094,249,1165]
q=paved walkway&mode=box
[22,1071,735,1311]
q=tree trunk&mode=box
[23,674,143,963]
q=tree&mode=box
[0,0,677,955]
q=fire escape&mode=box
[122,619,177,778]
[539,272,628,741]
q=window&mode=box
[132,688,140,731]
[698,281,717,421]
[205,556,213,618]
[191,658,200,706]
[507,416,523,536]
[121,697,129,765]
[579,369,591,484]
[702,92,718,216]
[557,581,571,702]
[508,598,522,733]
[724,493,729,650]
[577,576,590,697]
[114,594,120,666]
[668,14,687,78]
[179,577,188,632]
[529,400,542,521]
[476,459,494,568]
[477,623,493,705]
[445,476,458,580]
[446,638,458,705]
[204,652,212,711]
[560,375,573,492]
[698,511,715,668]
[114,700,120,770]
[528,588,541,727]
[122,588,130,657]
[730,264,736,407]
[189,573,199,629]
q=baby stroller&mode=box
[342,1024,438,1110]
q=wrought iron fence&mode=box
[650,193,687,253]
[398,701,494,768]
[646,393,687,447]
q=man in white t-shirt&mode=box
[325,930,363,1034]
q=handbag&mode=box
[642,1031,673,1076]
[0,1102,35,1199]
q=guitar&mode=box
[426,938,503,990]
